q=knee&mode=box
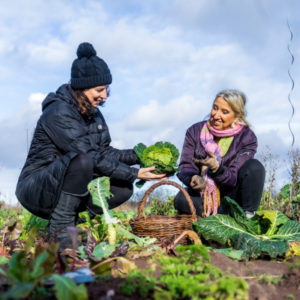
[119,184,133,202]
[70,153,93,174]
[108,181,134,209]
[76,154,93,172]
[239,159,265,179]
[174,192,184,210]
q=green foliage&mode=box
[144,196,178,216]
[134,141,179,176]
[230,234,289,259]
[0,204,24,228]
[121,245,248,300]
[51,274,88,300]
[121,270,156,298]
[87,177,156,252]
[0,234,58,299]
[155,245,247,300]
[93,242,116,260]
[88,177,118,245]
[277,182,300,218]
[279,182,300,200]
[88,177,115,225]
[255,210,290,235]
[19,214,48,239]
[258,274,282,285]
[285,294,295,300]
[259,181,300,218]
[193,197,300,260]
[77,211,106,242]
[214,248,244,260]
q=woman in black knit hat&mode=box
[16,42,166,249]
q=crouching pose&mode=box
[174,89,265,218]
[16,42,165,249]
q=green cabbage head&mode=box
[134,141,180,176]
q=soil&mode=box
[84,252,300,300]
[1,252,300,299]
[209,252,300,300]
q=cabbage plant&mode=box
[193,197,300,260]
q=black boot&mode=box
[49,191,85,249]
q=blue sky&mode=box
[0,0,300,204]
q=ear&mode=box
[231,118,239,128]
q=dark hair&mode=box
[73,89,94,115]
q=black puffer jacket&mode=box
[16,84,139,219]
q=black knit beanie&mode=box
[71,42,112,89]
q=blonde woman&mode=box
[175,90,265,218]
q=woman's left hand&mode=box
[197,152,219,172]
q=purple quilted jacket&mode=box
[177,121,258,188]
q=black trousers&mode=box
[61,153,133,213]
[174,159,265,216]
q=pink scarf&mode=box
[200,122,243,216]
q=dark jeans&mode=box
[174,159,265,216]
[61,153,133,213]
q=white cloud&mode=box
[0,166,20,206]
[125,95,208,130]
[26,40,70,66]
[0,0,300,204]
[29,92,46,111]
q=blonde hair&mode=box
[214,89,250,127]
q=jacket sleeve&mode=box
[176,125,200,186]
[42,106,139,182]
[209,129,258,187]
[102,147,140,166]
[94,111,140,165]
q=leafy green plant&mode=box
[121,269,156,298]
[0,228,88,300]
[0,231,57,299]
[77,211,106,243]
[87,177,156,253]
[134,141,179,175]
[144,196,178,216]
[193,197,300,260]
[258,274,282,285]
[121,245,248,299]
[88,176,119,245]
[285,294,295,300]
[134,141,179,187]
[154,244,248,300]
[51,274,88,300]
[277,182,300,218]
[19,214,48,239]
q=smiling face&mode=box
[84,85,109,107]
[209,96,238,130]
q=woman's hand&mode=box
[196,152,219,172]
[190,175,206,191]
[137,166,167,181]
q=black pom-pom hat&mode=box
[71,42,112,89]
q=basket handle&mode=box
[137,180,197,222]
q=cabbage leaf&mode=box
[193,197,300,260]
[134,141,179,175]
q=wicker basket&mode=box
[129,180,197,244]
